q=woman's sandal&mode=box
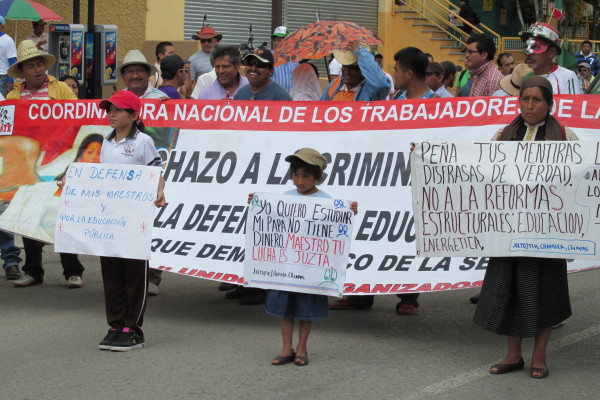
[294,355,309,366]
[489,358,525,374]
[530,366,549,379]
[271,353,296,366]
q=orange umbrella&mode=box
[273,21,382,66]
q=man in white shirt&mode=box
[26,20,48,54]
[0,16,17,96]
[520,22,581,94]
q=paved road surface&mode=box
[1,244,599,400]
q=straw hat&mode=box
[333,50,358,66]
[499,63,533,96]
[115,50,157,79]
[8,40,55,79]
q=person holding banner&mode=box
[249,148,357,366]
[95,90,166,351]
[6,40,81,289]
[473,76,574,379]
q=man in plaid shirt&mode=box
[465,34,503,97]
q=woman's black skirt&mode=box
[473,257,571,338]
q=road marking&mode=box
[406,323,600,399]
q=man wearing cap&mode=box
[465,34,504,97]
[233,48,290,101]
[496,52,515,76]
[26,19,48,55]
[577,62,594,92]
[492,63,534,96]
[6,40,84,288]
[199,45,248,100]
[117,50,167,99]
[426,61,453,98]
[575,40,599,76]
[271,26,298,93]
[321,40,390,101]
[158,54,188,99]
[521,22,581,94]
[189,26,222,82]
[0,16,17,97]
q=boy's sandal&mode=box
[271,353,296,366]
[294,355,309,366]
[489,358,524,374]
[530,366,549,379]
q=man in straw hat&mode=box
[492,64,534,97]
[116,49,167,99]
[321,40,390,101]
[6,40,84,289]
[521,22,581,94]
[189,26,222,81]
[0,15,17,97]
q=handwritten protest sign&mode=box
[412,141,600,259]
[244,193,355,296]
[54,162,161,259]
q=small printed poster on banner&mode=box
[411,141,600,259]
[244,193,355,297]
[54,162,161,259]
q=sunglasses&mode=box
[578,68,589,71]
[200,38,215,43]
[244,59,270,69]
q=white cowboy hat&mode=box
[116,50,157,79]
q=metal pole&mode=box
[87,0,103,99]
[73,0,80,24]
[272,0,283,33]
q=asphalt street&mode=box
[1,242,599,400]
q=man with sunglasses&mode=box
[520,22,581,94]
[577,62,594,92]
[233,48,291,101]
[158,54,189,99]
[189,26,222,82]
[464,33,503,97]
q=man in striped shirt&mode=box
[271,26,298,93]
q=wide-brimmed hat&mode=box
[8,40,55,79]
[333,50,358,66]
[99,90,142,114]
[285,148,327,171]
[192,26,223,41]
[116,50,157,79]
[520,22,562,55]
[499,63,533,96]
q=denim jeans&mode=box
[0,230,22,269]
[0,74,8,97]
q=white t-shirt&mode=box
[100,129,161,166]
[0,33,17,75]
[542,65,582,95]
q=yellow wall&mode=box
[146,0,185,41]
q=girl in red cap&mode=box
[95,90,165,351]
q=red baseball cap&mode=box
[99,90,142,114]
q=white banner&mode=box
[54,162,161,259]
[244,193,354,296]
[412,141,600,259]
